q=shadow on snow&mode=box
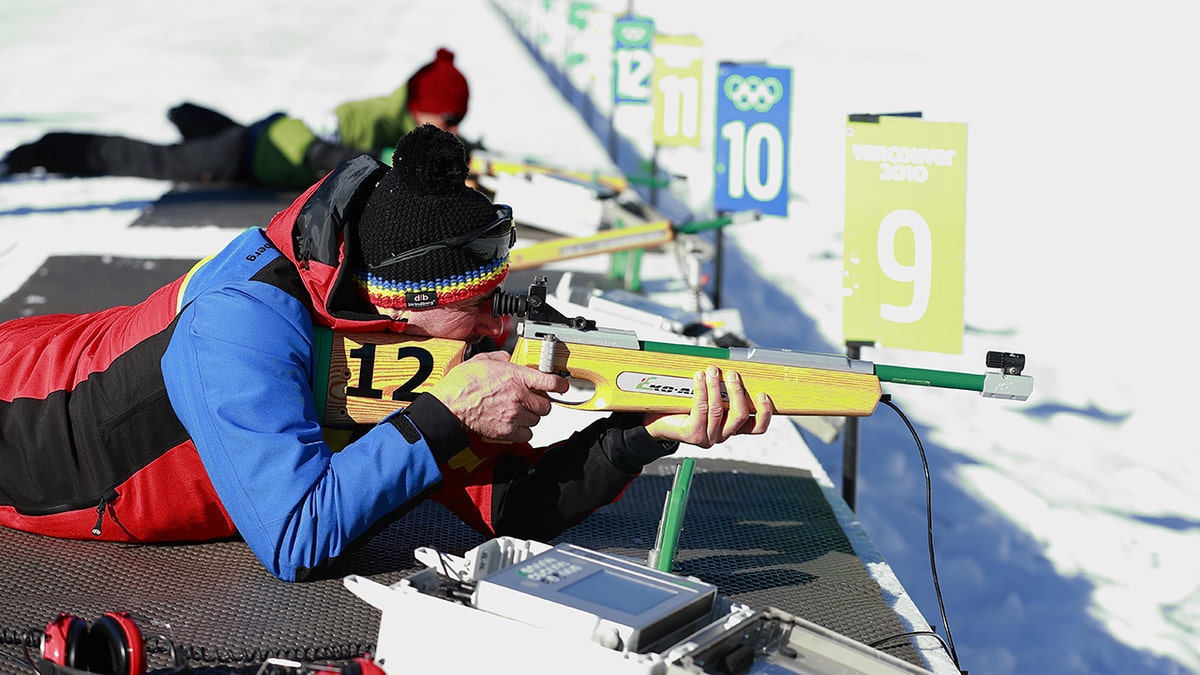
[713,238,1191,675]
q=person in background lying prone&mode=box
[2,48,469,189]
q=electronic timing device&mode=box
[471,542,717,653]
[344,537,934,675]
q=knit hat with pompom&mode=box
[353,124,510,310]
[406,48,469,122]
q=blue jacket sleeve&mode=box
[161,282,449,581]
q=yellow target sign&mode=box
[843,115,967,354]
[651,34,704,148]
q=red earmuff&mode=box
[342,657,386,675]
[39,612,166,675]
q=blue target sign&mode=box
[613,16,654,104]
[713,63,792,216]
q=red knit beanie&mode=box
[407,48,469,121]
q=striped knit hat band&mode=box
[354,256,507,310]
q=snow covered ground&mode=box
[2,1,1197,673]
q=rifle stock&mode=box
[316,328,881,426]
[508,332,882,416]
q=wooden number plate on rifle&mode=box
[318,330,468,427]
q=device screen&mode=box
[558,569,678,616]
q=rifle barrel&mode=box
[875,364,985,392]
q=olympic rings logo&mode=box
[723,75,783,113]
[617,23,650,44]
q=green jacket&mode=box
[249,85,417,188]
[334,83,417,152]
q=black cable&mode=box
[1,637,35,674]
[175,640,374,666]
[879,394,962,671]
[869,629,952,656]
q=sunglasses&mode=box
[367,204,516,271]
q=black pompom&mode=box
[391,124,468,195]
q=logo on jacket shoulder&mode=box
[245,242,278,262]
[406,291,438,309]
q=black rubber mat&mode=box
[0,459,923,673]
[129,185,298,230]
[0,256,197,324]
[125,184,568,240]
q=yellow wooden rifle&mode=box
[467,152,630,194]
[508,211,758,271]
[313,278,1032,427]
[467,150,676,195]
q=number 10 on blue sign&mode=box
[714,63,791,217]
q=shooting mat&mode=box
[0,459,923,673]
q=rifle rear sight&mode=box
[492,276,595,330]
